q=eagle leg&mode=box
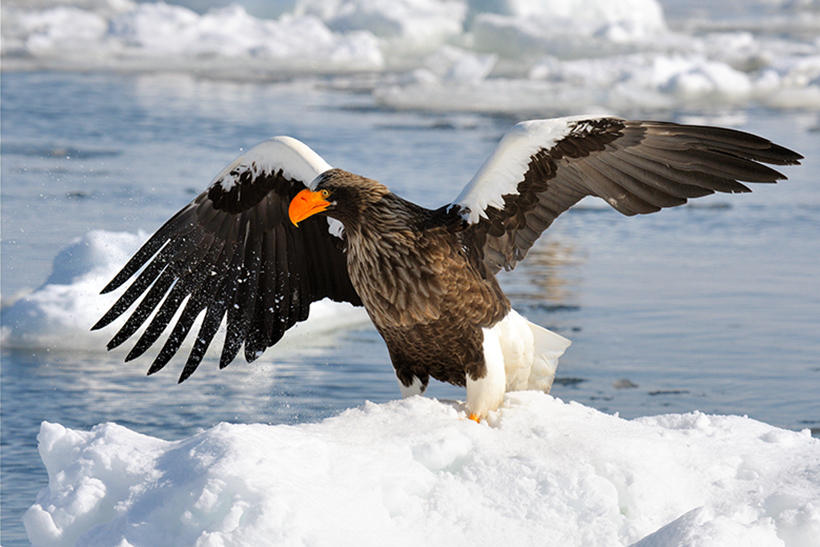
[466,330,507,421]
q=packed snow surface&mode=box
[3,0,819,112]
[24,393,820,546]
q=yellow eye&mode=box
[320,189,330,199]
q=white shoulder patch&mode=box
[211,136,332,192]
[453,115,616,224]
[327,218,345,238]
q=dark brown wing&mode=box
[453,117,803,275]
[92,138,361,382]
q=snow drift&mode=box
[24,393,820,546]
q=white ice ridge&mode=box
[0,230,369,353]
[4,0,820,111]
[24,393,820,546]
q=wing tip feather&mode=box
[146,360,166,376]
[123,345,144,363]
[178,364,198,383]
[90,318,107,331]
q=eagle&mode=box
[93,116,802,420]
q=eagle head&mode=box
[289,168,388,227]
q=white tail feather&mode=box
[525,321,571,393]
[467,309,572,419]
[494,310,571,393]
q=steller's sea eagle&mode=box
[93,116,802,420]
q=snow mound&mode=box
[0,230,369,354]
[24,393,820,546]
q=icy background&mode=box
[2,0,819,545]
[2,0,820,112]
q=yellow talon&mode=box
[468,413,481,423]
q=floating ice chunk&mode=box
[526,53,756,110]
[296,0,466,46]
[758,53,820,109]
[0,230,146,352]
[109,3,383,67]
[471,0,666,60]
[422,45,496,83]
[654,56,753,100]
[10,7,108,56]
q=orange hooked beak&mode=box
[289,189,331,226]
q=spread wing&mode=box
[92,137,362,382]
[453,116,803,275]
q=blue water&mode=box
[2,71,819,545]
